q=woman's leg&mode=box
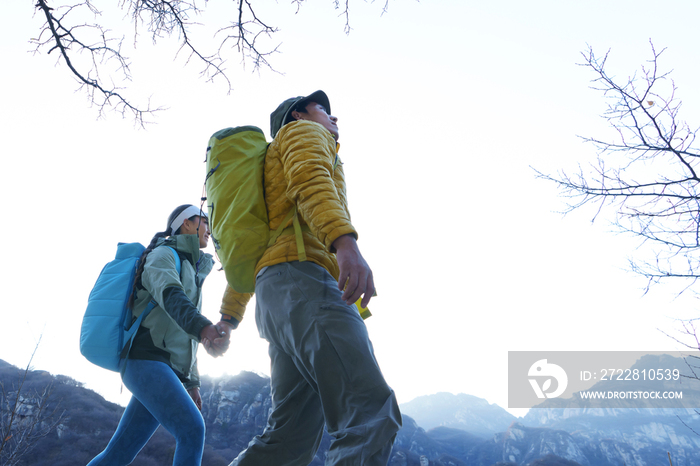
[121,359,205,466]
[86,359,205,466]
[86,372,162,465]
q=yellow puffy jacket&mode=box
[220,120,357,323]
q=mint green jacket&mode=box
[131,234,214,388]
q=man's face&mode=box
[294,101,339,140]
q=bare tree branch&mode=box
[31,0,389,123]
[124,0,233,89]
[535,40,700,292]
[33,0,161,125]
[215,0,281,71]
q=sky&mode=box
[2,0,700,418]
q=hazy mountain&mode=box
[399,392,517,436]
[394,353,700,465]
[2,358,700,465]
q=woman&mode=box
[88,204,226,466]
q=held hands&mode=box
[333,234,375,308]
[200,323,231,358]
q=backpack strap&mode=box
[268,206,308,261]
[119,246,181,373]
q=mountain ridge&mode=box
[2,357,700,465]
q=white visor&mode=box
[169,205,208,235]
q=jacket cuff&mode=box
[220,313,240,329]
[183,380,200,390]
[191,319,212,343]
[327,228,358,253]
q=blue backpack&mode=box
[80,242,181,372]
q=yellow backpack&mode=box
[205,126,306,293]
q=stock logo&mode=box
[528,359,568,399]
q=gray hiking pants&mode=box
[230,261,401,466]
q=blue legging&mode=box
[87,359,205,466]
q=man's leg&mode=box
[307,302,401,466]
[230,343,325,466]
[254,261,402,466]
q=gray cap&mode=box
[270,90,331,138]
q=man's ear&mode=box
[291,110,304,121]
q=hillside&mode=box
[2,358,700,465]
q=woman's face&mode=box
[182,216,210,248]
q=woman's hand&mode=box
[200,324,230,357]
[187,387,202,411]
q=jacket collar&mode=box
[157,235,213,276]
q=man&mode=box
[216,90,401,465]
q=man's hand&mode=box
[200,323,230,357]
[217,320,236,338]
[187,387,202,411]
[333,234,375,308]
